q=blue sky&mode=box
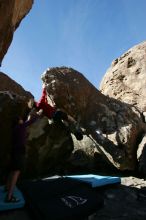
[1,0,146,100]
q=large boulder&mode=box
[0,0,33,64]
[40,67,146,173]
[0,71,32,99]
[100,41,146,113]
[100,41,146,175]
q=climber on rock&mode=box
[32,85,83,141]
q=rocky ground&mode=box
[0,176,146,220]
[93,176,146,220]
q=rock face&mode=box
[41,67,146,173]
[26,117,74,178]
[0,71,32,99]
[100,41,146,113]
[0,0,33,64]
[100,41,146,175]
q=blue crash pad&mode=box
[0,186,25,211]
[66,174,121,187]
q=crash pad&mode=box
[20,176,104,220]
[0,185,25,211]
[66,174,121,187]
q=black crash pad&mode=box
[20,177,104,220]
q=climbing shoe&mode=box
[5,194,20,203]
[74,129,83,141]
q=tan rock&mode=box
[41,67,146,171]
[100,41,146,112]
[100,41,146,175]
[0,71,33,99]
[0,0,33,63]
